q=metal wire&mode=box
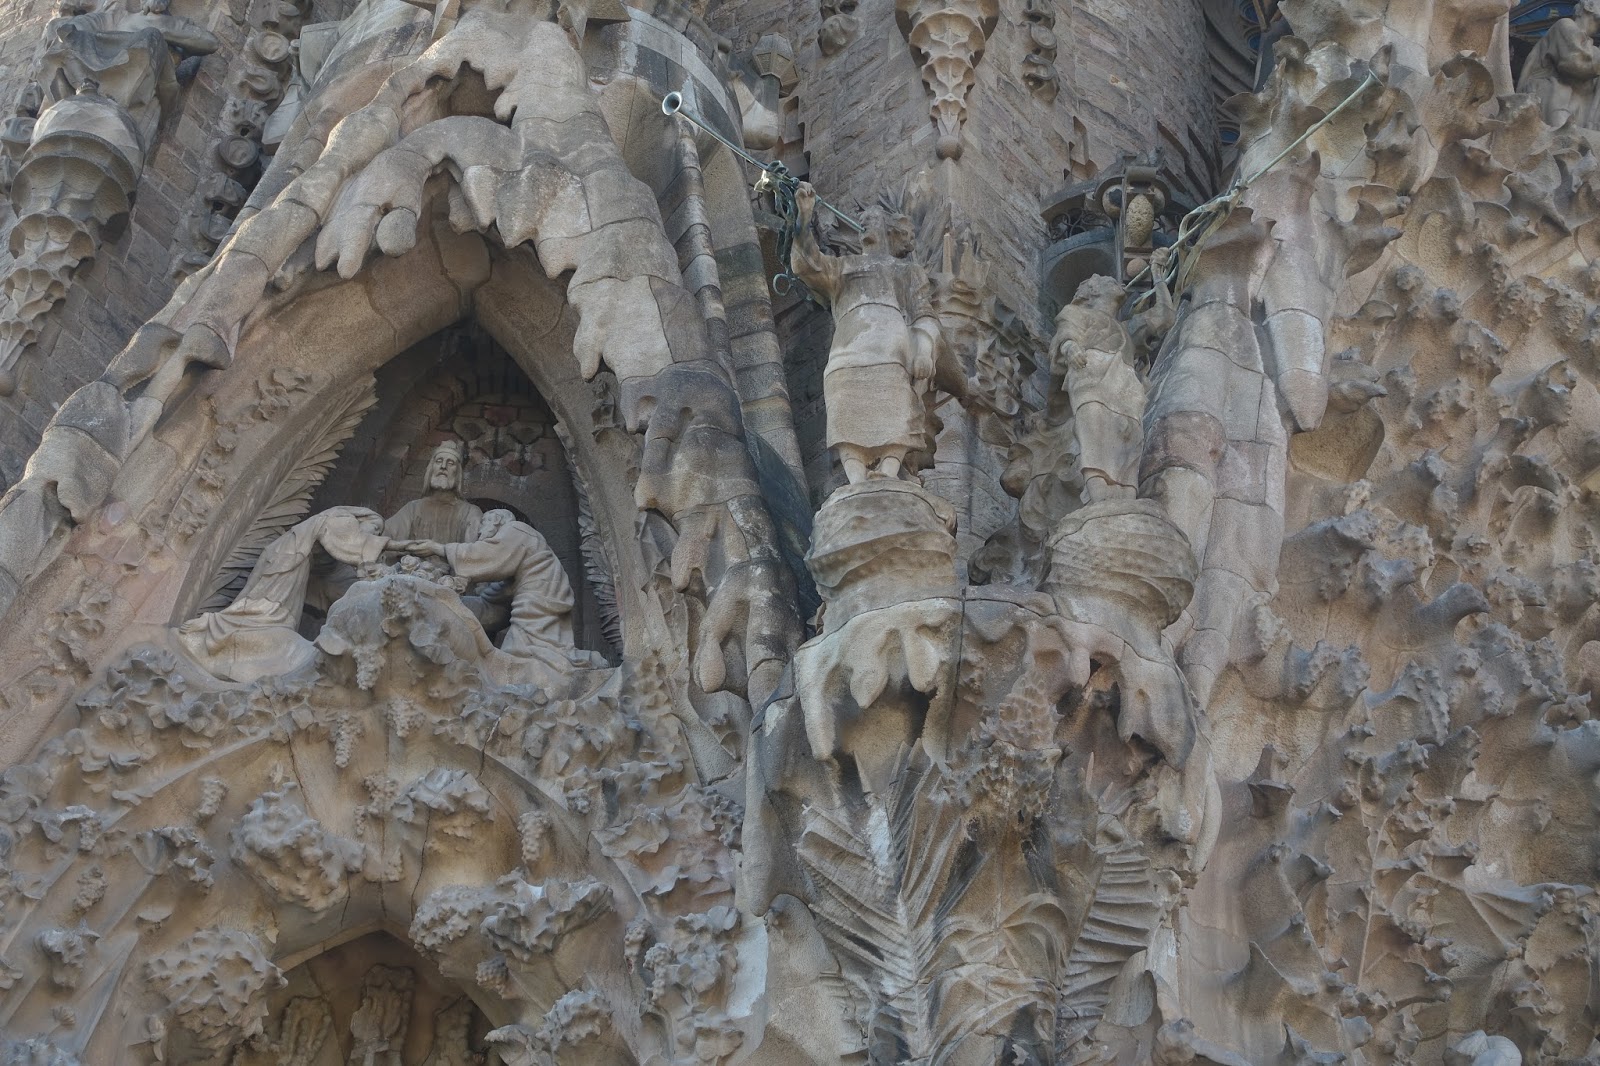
[661,91,865,296]
[1124,70,1380,312]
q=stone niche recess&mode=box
[308,324,622,660]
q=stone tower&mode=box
[0,0,1594,1063]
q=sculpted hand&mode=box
[794,181,817,219]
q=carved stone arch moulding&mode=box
[0,634,749,1062]
[0,12,797,1060]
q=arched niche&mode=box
[158,235,662,672]
[247,930,495,1063]
[308,322,623,659]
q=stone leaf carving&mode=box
[481,877,613,962]
[230,783,366,912]
[145,928,286,1055]
[486,984,613,1063]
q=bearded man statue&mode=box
[383,440,483,545]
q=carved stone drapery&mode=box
[895,0,998,160]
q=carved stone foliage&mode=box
[749,471,1211,1062]
[0,1,219,393]
[145,927,286,1054]
[7,0,1600,1064]
[173,0,314,276]
[229,782,365,912]
[0,560,756,1061]
[894,0,999,160]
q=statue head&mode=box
[1069,275,1127,315]
[860,186,916,259]
[424,441,466,496]
[1581,0,1600,30]
[479,509,515,539]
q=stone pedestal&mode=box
[1043,497,1198,764]
[797,479,960,769]
[806,478,958,630]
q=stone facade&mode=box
[0,1,1596,1064]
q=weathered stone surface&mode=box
[0,1,1595,1063]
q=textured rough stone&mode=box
[0,2,1593,1064]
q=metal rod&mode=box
[662,91,864,233]
[1123,69,1380,310]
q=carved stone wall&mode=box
[0,0,249,490]
[0,0,1596,1064]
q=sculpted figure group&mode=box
[178,441,581,683]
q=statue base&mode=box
[806,479,958,630]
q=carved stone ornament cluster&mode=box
[0,0,219,394]
[172,0,314,276]
[895,0,999,160]
[0,0,1599,1063]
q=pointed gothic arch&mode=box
[0,9,793,1063]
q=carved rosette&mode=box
[895,0,1000,160]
